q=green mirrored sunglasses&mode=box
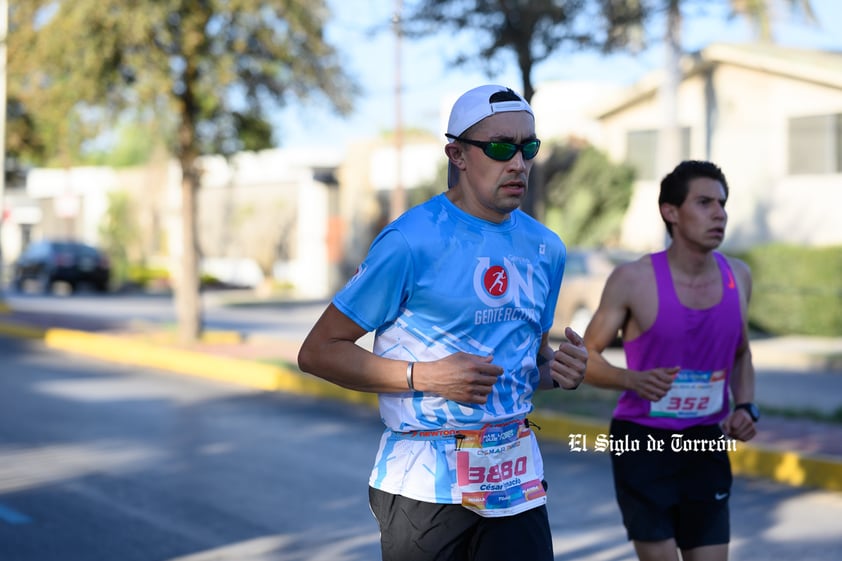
[446,134,541,161]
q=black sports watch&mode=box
[734,402,760,422]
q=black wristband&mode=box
[734,402,760,422]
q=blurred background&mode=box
[0,0,840,342]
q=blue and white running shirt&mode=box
[334,193,566,504]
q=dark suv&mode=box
[12,240,111,294]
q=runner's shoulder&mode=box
[606,254,654,289]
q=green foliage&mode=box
[98,190,142,288]
[83,121,159,167]
[122,265,223,291]
[543,143,635,247]
[8,0,358,165]
[727,0,817,42]
[735,244,842,336]
[126,265,171,290]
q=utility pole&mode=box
[389,0,405,221]
[0,0,8,309]
[656,0,683,250]
[658,0,682,185]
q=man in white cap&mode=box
[298,84,587,560]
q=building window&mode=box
[788,114,842,175]
[625,128,691,180]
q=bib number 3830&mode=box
[460,455,528,484]
[454,426,546,517]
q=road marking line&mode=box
[0,503,33,525]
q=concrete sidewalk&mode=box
[1,305,841,494]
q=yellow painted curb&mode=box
[41,328,381,409]
[201,330,243,344]
[44,328,284,390]
[730,443,842,492]
[138,330,244,346]
[0,321,46,339]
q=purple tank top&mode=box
[613,250,744,430]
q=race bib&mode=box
[455,420,546,517]
[650,369,726,418]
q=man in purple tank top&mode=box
[582,160,757,561]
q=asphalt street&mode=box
[1,336,841,561]
[2,292,842,492]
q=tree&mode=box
[400,0,646,219]
[9,0,357,343]
[402,0,646,103]
[544,142,635,247]
[728,0,816,42]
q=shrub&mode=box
[544,143,635,247]
[735,244,842,336]
[126,264,171,290]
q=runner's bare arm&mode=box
[582,265,638,391]
[297,303,503,403]
[722,259,757,440]
[727,257,755,405]
[583,264,676,400]
[722,336,757,440]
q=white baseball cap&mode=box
[446,85,533,188]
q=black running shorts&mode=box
[609,418,733,549]
[369,486,554,561]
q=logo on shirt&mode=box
[473,257,535,308]
[483,266,508,297]
[726,269,736,290]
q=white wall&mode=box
[370,143,442,191]
[293,175,330,297]
[532,80,626,146]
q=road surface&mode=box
[1,336,841,560]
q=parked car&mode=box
[551,248,634,341]
[12,240,111,294]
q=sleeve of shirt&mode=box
[541,240,567,334]
[333,227,415,333]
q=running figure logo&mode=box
[485,266,508,297]
[473,257,536,308]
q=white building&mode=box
[594,42,842,251]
